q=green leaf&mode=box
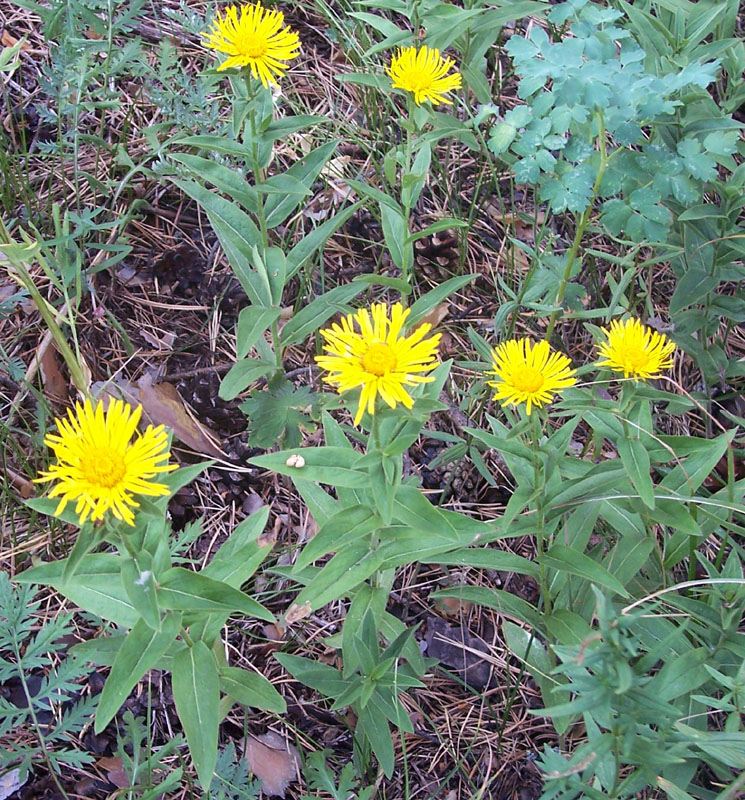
[169,153,258,213]
[279,282,366,347]
[603,533,654,589]
[431,586,541,629]
[380,203,408,271]
[661,431,734,494]
[274,652,349,696]
[425,547,540,576]
[291,544,386,612]
[407,275,476,326]
[256,173,312,196]
[264,141,338,229]
[121,552,161,631]
[542,545,630,598]
[241,376,317,449]
[544,610,592,647]
[286,200,364,278]
[236,306,282,359]
[219,357,276,401]
[159,461,213,500]
[201,506,272,587]
[617,435,655,509]
[61,522,105,582]
[358,699,394,777]
[17,554,138,627]
[294,505,381,571]
[406,218,467,245]
[70,633,126,666]
[172,641,220,791]
[489,121,518,154]
[171,135,253,159]
[95,612,181,732]
[393,485,455,535]
[219,666,286,713]
[669,269,719,314]
[249,447,369,488]
[259,114,327,143]
[158,568,274,620]
[503,620,563,715]
[170,179,266,306]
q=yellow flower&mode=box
[35,399,176,526]
[316,302,441,425]
[487,338,577,416]
[387,45,462,106]
[596,317,676,380]
[203,3,301,87]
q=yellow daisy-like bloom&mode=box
[316,302,441,426]
[35,399,177,526]
[203,3,301,87]
[487,338,577,416]
[387,45,462,106]
[596,317,676,381]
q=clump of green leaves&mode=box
[112,711,186,799]
[300,750,373,800]
[18,468,285,792]
[486,0,726,225]
[0,572,97,780]
[210,742,262,800]
[536,589,745,800]
[277,611,435,778]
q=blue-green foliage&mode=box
[210,743,261,800]
[485,0,731,228]
[0,573,97,778]
[300,750,374,800]
[537,586,745,800]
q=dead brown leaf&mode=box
[38,343,68,401]
[244,731,299,798]
[414,302,450,332]
[96,756,129,789]
[6,467,34,499]
[257,516,280,549]
[93,375,227,460]
[1,32,31,51]
[284,601,312,624]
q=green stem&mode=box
[545,111,612,341]
[0,227,89,395]
[399,97,417,288]
[11,637,70,799]
[530,411,551,619]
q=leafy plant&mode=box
[210,742,262,800]
[277,611,434,778]
[300,749,374,800]
[113,711,186,800]
[536,588,745,800]
[17,469,285,791]
[0,572,97,781]
[480,0,744,337]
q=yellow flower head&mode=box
[387,45,462,106]
[316,302,441,426]
[35,398,177,526]
[488,338,577,416]
[596,317,676,381]
[203,3,301,87]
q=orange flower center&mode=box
[239,34,269,59]
[619,345,649,371]
[361,343,397,376]
[512,367,544,394]
[79,448,126,489]
[404,69,432,92]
